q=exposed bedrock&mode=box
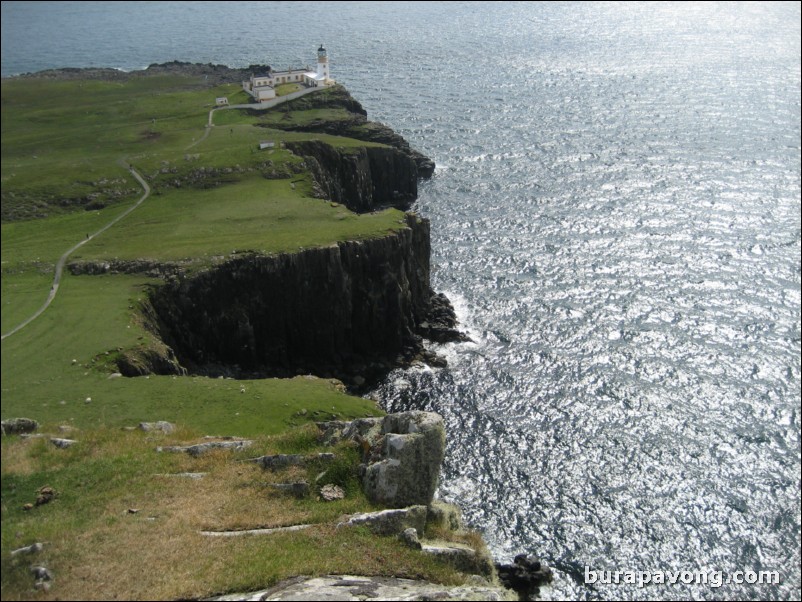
[147,214,462,382]
[285,140,418,213]
[254,84,435,178]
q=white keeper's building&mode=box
[242,45,335,103]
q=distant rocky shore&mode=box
[7,60,274,86]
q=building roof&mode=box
[304,72,325,81]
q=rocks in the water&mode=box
[318,483,345,501]
[139,421,176,434]
[158,439,252,456]
[1,418,39,435]
[337,506,427,536]
[50,437,77,449]
[251,452,335,471]
[496,553,553,599]
[417,292,470,344]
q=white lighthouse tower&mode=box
[316,44,329,82]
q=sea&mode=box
[2,2,800,600]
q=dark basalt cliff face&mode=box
[286,141,418,213]
[254,86,435,178]
[146,214,462,383]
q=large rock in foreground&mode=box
[207,574,515,601]
[321,411,446,508]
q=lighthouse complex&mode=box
[242,45,335,103]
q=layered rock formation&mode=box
[145,214,461,382]
[206,575,515,601]
[253,85,435,178]
[285,140,419,213]
[319,411,446,507]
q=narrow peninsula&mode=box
[1,59,548,600]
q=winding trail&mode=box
[185,86,323,151]
[3,87,326,341]
[1,163,151,341]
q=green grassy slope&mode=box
[2,72,399,429]
[0,72,474,600]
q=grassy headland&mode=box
[1,68,475,599]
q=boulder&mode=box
[11,542,44,557]
[50,438,77,449]
[319,412,445,508]
[253,453,335,471]
[269,482,310,498]
[206,575,516,601]
[35,486,56,506]
[362,412,445,507]
[139,421,176,434]
[1,418,39,435]
[495,553,553,599]
[337,506,427,536]
[399,527,422,550]
[31,566,53,581]
[319,484,345,501]
[158,440,252,456]
[422,541,495,578]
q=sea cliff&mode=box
[144,213,460,384]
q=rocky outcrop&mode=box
[68,259,185,278]
[250,453,335,471]
[427,501,465,532]
[50,438,77,449]
[362,412,446,507]
[338,506,428,536]
[138,421,176,434]
[115,342,186,377]
[285,140,418,213]
[147,214,458,382]
[319,411,446,508]
[422,541,495,579]
[207,575,516,601]
[157,439,253,456]
[253,85,435,178]
[1,418,39,435]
